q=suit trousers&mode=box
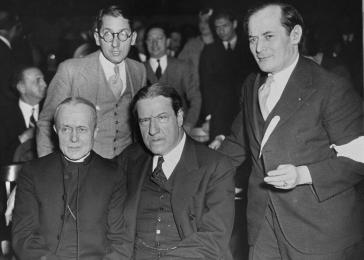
[249,199,364,260]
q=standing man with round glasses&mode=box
[37,4,146,159]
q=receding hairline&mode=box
[54,98,97,129]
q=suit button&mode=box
[115,120,119,124]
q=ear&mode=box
[290,25,303,45]
[177,109,184,127]
[16,82,24,95]
[166,38,171,48]
[93,127,99,139]
[233,20,238,30]
[53,124,57,134]
[94,30,101,46]
[130,31,137,46]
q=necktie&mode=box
[150,156,167,186]
[227,42,233,52]
[29,107,36,128]
[108,65,123,98]
[155,59,162,80]
[259,74,274,120]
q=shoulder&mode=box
[58,51,99,69]
[117,142,150,166]
[189,138,234,170]
[125,58,146,71]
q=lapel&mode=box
[249,73,266,144]
[125,58,135,96]
[145,60,158,84]
[171,138,202,215]
[260,57,317,146]
[125,147,152,219]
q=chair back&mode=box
[0,164,22,197]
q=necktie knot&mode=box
[108,64,123,98]
[227,42,232,51]
[151,156,166,186]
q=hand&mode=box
[208,135,225,150]
[264,164,301,190]
[18,127,35,143]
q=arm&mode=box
[182,61,202,129]
[36,62,72,157]
[265,77,364,199]
[103,171,130,260]
[162,157,235,260]
[12,165,59,260]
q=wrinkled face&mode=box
[248,5,301,73]
[94,15,136,64]
[214,17,237,41]
[137,96,183,156]
[146,28,168,59]
[56,103,97,161]
[19,68,47,103]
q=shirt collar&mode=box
[223,35,237,50]
[99,52,126,80]
[0,35,11,49]
[150,54,167,72]
[153,132,186,179]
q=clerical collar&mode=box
[64,152,91,164]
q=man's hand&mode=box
[18,127,35,143]
[208,135,225,150]
[264,164,311,189]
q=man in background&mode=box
[144,25,201,133]
[37,4,146,159]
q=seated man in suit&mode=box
[37,4,146,160]
[144,25,201,133]
[12,97,126,260]
[118,83,235,259]
[0,66,46,255]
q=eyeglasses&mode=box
[138,114,170,127]
[98,29,132,43]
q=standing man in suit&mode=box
[144,25,201,133]
[199,9,255,140]
[0,9,21,103]
[118,84,235,259]
[210,2,364,259]
[37,4,146,159]
[12,97,126,260]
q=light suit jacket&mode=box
[37,51,146,159]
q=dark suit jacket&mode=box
[118,137,235,259]
[0,101,32,165]
[199,37,256,139]
[145,57,201,128]
[220,57,364,254]
[12,151,127,260]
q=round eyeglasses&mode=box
[99,30,132,43]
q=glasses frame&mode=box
[98,29,133,43]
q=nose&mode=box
[70,129,79,143]
[111,35,120,48]
[148,118,160,136]
[40,79,47,89]
[255,38,264,53]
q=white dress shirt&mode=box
[149,55,167,75]
[99,53,127,95]
[223,35,237,50]
[19,99,39,128]
[152,133,186,179]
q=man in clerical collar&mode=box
[118,83,235,259]
[12,97,127,260]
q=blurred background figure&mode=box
[167,27,183,57]
[0,65,47,259]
